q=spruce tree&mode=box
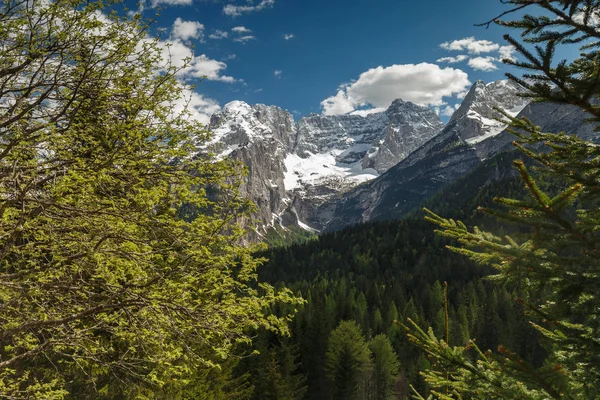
[369,334,401,400]
[325,320,373,400]
[404,1,600,399]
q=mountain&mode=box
[204,79,596,236]
[205,98,443,236]
[323,81,597,231]
[207,101,295,235]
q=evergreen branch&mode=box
[475,1,532,29]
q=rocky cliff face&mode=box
[206,99,443,234]
[204,78,596,235]
[322,81,598,231]
[207,101,296,233]
[294,100,443,172]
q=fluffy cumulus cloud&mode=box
[498,45,516,61]
[440,37,500,54]
[223,0,275,17]
[283,33,295,40]
[171,18,204,41]
[321,63,470,116]
[156,39,236,82]
[274,69,282,78]
[468,56,498,71]
[572,9,600,26]
[441,104,460,117]
[438,38,521,71]
[437,55,468,64]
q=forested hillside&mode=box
[237,147,572,399]
[241,162,546,398]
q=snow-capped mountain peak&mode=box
[203,97,443,233]
[450,79,529,144]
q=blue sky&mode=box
[122,0,577,122]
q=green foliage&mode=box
[241,336,308,400]
[248,216,542,399]
[0,0,301,397]
[369,334,401,400]
[150,357,253,400]
[405,1,600,398]
[264,223,316,248]
[325,321,373,400]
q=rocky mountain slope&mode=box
[206,98,443,235]
[204,78,596,236]
[322,81,597,231]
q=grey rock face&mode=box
[323,82,598,232]
[362,100,444,172]
[295,100,443,173]
[208,101,296,233]
[205,99,443,234]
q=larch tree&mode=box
[404,0,600,399]
[0,0,301,398]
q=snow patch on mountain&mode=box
[284,152,379,192]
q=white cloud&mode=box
[468,56,498,71]
[150,0,192,7]
[190,55,236,82]
[169,88,220,125]
[223,0,275,17]
[232,26,252,34]
[437,55,468,64]
[157,39,236,82]
[441,104,460,117]
[499,45,516,61]
[209,30,228,39]
[171,18,204,41]
[572,9,600,26]
[320,63,470,116]
[274,69,282,78]
[223,54,237,61]
[456,90,468,99]
[283,33,295,40]
[440,37,500,54]
[350,108,386,117]
[233,35,256,43]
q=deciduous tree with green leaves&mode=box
[0,0,301,397]
[405,1,600,399]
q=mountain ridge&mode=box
[198,79,593,236]
[205,95,444,235]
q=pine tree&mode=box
[325,320,373,400]
[369,335,401,400]
[404,1,600,398]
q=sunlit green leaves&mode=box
[0,0,301,398]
